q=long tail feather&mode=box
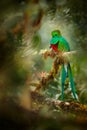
[61,64,67,100]
[68,63,77,100]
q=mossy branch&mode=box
[31,50,76,91]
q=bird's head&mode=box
[50,30,61,44]
[51,30,61,37]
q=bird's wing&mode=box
[58,37,70,52]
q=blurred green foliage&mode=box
[32,33,41,49]
[0,0,87,129]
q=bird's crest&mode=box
[51,30,61,37]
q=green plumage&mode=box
[50,30,77,100]
[50,30,70,52]
[58,37,70,52]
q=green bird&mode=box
[50,30,77,100]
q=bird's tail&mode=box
[68,63,77,100]
[61,64,67,100]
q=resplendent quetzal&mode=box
[50,30,77,100]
